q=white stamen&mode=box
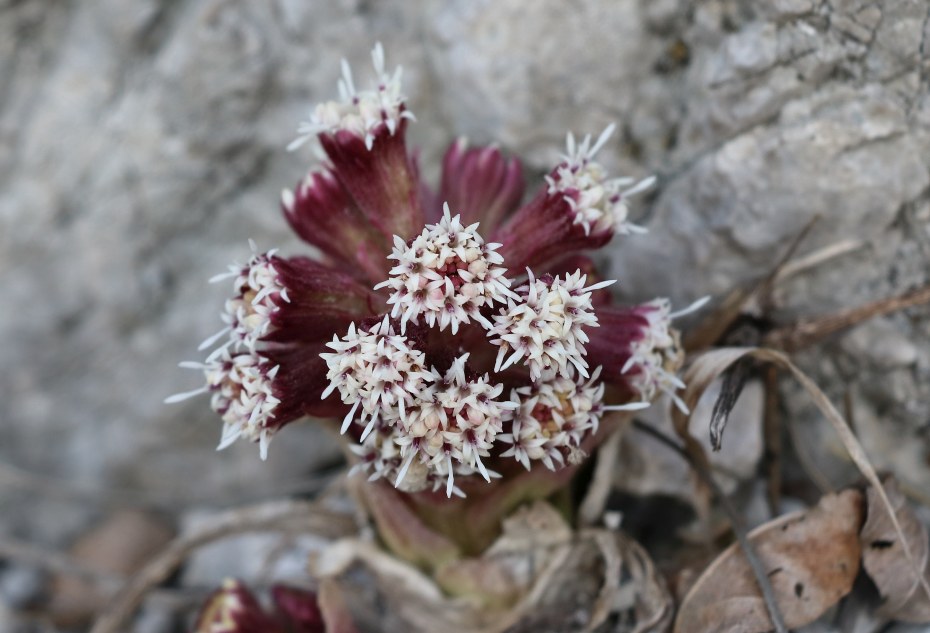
[164,386,208,404]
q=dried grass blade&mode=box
[677,347,930,608]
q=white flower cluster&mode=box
[547,124,656,236]
[375,203,514,334]
[498,369,604,471]
[288,43,414,152]
[320,317,432,440]
[202,247,287,355]
[393,354,517,496]
[488,270,615,381]
[167,350,279,459]
[323,207,664,495]
[167,244,286,459]
[623,297,709,413]
[322,324,517,496]
[350,420,496,498]
[498,368,648,471]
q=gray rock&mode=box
[0,565,45,611]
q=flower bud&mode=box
[438,138,525,230]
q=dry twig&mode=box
[90,500,356,633]
[0,536,122,589]
[632,420,790,633]
[764,283,930,352]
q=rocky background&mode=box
[1,0,929,630]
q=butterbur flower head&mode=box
[204,351,280,459]
[320,317,431,439]
[208,247,286,352]
[587,297,708,413]
[376,203,513,334]
[193,579,326,633]
[492,125,656,271]
[288,42,413,152]
[547,124,656,237]
[393,354,516,496]
[168,247,378,457]
[488,270,615,381]
[171,42,697,499]
[499,368,607,471]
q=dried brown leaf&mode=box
[675,489,864,633]
[50,510,175,627]
[860,478,930,622]
[671,347,930,610]
[318,578,361,633]
[316,502,671,633]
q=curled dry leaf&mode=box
[675,489,864,633]
[315,501,672,633]
[860,478,930,622]
[670,347,929,610]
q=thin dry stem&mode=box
[578,426,625,526]
[633,420,789,633]
[764,284,930,352]
[90,500,356,633]
[0,536,123,589]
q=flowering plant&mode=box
[169,43,700,561]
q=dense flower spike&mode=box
[488,270,615,381]
[167,248,378,457]
[499,368,649,472]
[167,350,280,459]
[375,204,514,334]
[587,297,708,413]
[349,420,467,496]
[174,41,701,497]
[196,246,284,354]
[499,368,604,471]
[290,43,424,241]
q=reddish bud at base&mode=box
[439,138,525,232]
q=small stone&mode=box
[0,565,46,610]
[841,320,919,369]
